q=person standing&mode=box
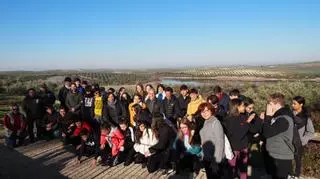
[262,93,295,179]
[66,83,83,115]
[22,88,45,142]
[58,77,72,109]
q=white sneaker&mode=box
[96,156,102,163]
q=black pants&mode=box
[27,119,43,141]
[202,160,222,179]
[293,146,304,177]
[176,154,201,174]
[66,136,82,147]
[266,155,292,179]
[135,153,148,164]
[147,150,171,173]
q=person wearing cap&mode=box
[39,83,56,107]
[187,88,205,120]
[4,104,27,147]
[59,77,72,109]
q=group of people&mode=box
[3,77,317,179]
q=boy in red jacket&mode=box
[92,123,125,167]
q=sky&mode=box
[0,0,320,70]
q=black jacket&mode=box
[22,95,45,120]
[103,100,128,127]
[223,115,250,151]
[78,133,97,160]
[39,90,56,107]
[82,93,95,121]
[161,96,180,121]
[149,123,176,154]
[145,98,162,119]
[58,86,70,109]
[177,95,190,117]
[121,127,135,150]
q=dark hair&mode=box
[268,93,285,107]
[85,85,92,92]
[243,97,254,107]
[136,83,144,90]
[180,84,188,91]
[118,87,125,94]
[64,77,72,82]
[59,106,67,111]
[74,117,82,123]
[79,128,89,136]
[108,88,115,93]
[133,93,143,101]
[189,88,198,94]
[229,99,243,116]
[82,81,88,85]
[135,121,150,143]
[165,87,173,93]
[197,102,215,115]
[156,84,165,93]
[293,96,305,106]
[107,92,115,99]
[145,84,153,90]
[119,119,128,125]
[101,123,111,130]
[213,85,222,94]
[74,78,81,82]
[207,95,219,105]
[229,89,240,97]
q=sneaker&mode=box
[167,168,174,175]
[112,156,120,167]
[141,162,147,168]
[96,156,102,163]
[124,159,132,166]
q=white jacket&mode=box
[134,128,158,155]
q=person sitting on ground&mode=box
[147,118,176,174]
[75,128,97,165]
[118,120,135,166]
[57,107,73,143]
[42,106,59,140]
[65,117,92,147]
[91,123,113,167]
[172,118,201,175]
[101,123,125,166]
[133,121,158,168]
[4,104,27,148]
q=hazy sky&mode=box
[1,0,320,70]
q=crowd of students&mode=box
[3,77,317,179]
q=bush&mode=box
[302,142,320,178]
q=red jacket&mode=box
[73,122,92,136]
[101,128,125,156]
[4,112,26,132]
